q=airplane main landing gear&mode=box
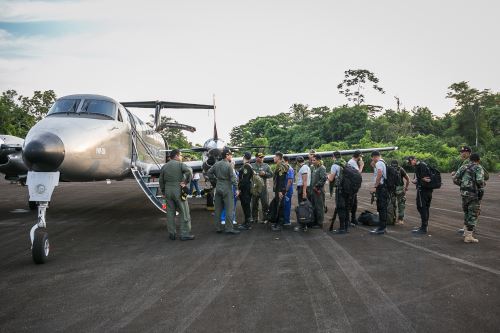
[30,202,49,264]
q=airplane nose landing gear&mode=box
[26,171,59,264]
[30,202,50,264]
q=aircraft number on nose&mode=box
[96,147,106,155]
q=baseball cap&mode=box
[371,150,380,157]
[243,151,252,160]
[406,156,416,163]
[256,152,265,158]
[460,146,472,153]
[297,156,305,163]
[353,150,362,158]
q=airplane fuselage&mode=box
[23,94,165,182]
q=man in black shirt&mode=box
[407,156,432,234]
[238,152,254,230]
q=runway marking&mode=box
[317,234,416,332]
[287,233,352,332]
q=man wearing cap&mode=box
[369,151,388,234]
[451,146,472,234]
[453,153,488,243]
[283,155,295,226]
[329,151,352,234]
[238,152,254,230]
[309,154,327,228]
[348,150,364,225]
[251,152,273,223]
[296,156,311,202]
[271,152,289,231]
[207,148,240,234]
[159,149,195,241]
[407,156,433,234]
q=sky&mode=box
[0,0,499,145]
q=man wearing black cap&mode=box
[407,156,433,234]
[207,148,240,234]
[348,150,364,225]
[369,151,388,234]
[238,152,254,230]
[251,152,273,223]
[159,149,195,241]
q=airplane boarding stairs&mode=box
[131,166,166,213]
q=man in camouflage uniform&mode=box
[271,152,289,231]
[251,152,273,223]
[389,160,410,225]
[159,149,194,241]
[207,148,240,235]
[451,146,472,234]
[453,153,488,243]
[309,154,327,228]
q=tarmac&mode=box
[0,173,499,332]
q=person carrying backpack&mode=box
[329,151,355,234]
[407,156,433,234]
[452,153,488,243]
[369,151,388,235]
[347,150,364,226]
[391,160,410,225]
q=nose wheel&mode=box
[32,228,49,264]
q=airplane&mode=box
[1,93,397,265]
[0,134,28,184]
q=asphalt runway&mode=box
[1,173,499,332]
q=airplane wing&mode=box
[120,101,214,110]
[184,160,204,173]
[228,146,399,168]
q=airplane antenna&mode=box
[213,94,218,141]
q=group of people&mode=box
[158,145,488,243]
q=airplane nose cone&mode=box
[23,133,65,172]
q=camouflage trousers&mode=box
[387,187,406,224]
[395,186,406,220]
[462,195,481,228]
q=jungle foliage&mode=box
[230,80,499,172]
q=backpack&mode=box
[357,210,379,226]
[339,165,362,194]
[266,197,281,223]
[383,161,401,193]
[420,163,442,190]
[295,200,314,226]
[251,172,265,196]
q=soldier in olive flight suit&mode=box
[207,148,241,234]
[251,152,273,223]
[159,149,194,241]
[309,154,327,228]
[453,153,488,243]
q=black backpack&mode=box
[421,163,442,190]
[295,200,314,226]
[357,210,379,226]
[340,165,362,194]
[383,161,401,192]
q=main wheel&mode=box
[32,228,49,264]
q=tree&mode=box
[446,81,491,148]
[337,69,385,106]
[0,89,56,138]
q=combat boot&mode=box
[464,230,479,243]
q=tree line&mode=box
[230,72,499,172]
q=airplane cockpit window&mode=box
[47,99,81,115]
[80,99,117,119]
